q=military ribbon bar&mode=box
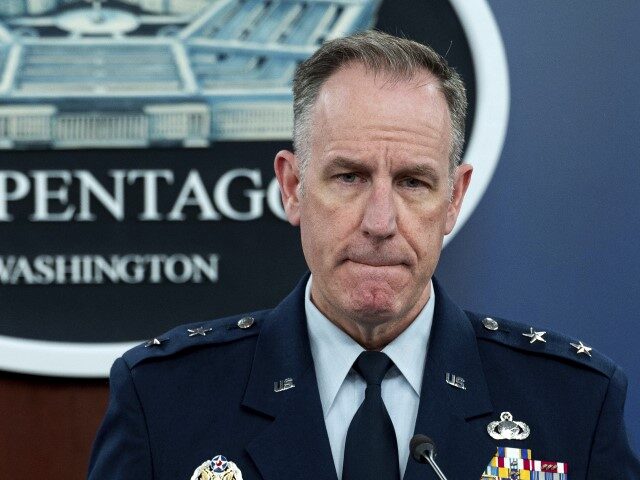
[483,449,568,480]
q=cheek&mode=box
[301,197,354,243]
[404,211,447,260]
[299,218,321,256]
[299,209,334,268]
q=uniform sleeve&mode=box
[87,357,153,480]
[586,365,640,478]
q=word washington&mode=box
[0,169,286,222]
[0,254,219,285]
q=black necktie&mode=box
[342,351,400,480]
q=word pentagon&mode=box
[0,168,286,222]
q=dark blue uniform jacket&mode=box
[88,276,640,479]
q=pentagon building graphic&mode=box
[0,0,381,148]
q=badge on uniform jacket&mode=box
[482,447,569,479]
[487,412,530,440]
[190,455,243,480]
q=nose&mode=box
[360,181,397,239]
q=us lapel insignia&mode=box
[190,454,243,480]
[487,411,531,440]
[445,372,466,390]
[274,377,295,393]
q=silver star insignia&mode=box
[144,338,167,347]
[188,327,212,337]
[570,340,593,357]
[522,327,547,344]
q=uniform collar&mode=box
[240,274,494,421]
[305,276,434,417]
[242,274,495,480]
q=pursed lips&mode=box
[342,255,410,268]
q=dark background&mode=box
[0,145,306,341]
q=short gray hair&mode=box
[293,30,467,178]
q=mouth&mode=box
[343,256,409,268]
[340,245,412,269]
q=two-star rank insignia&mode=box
[522,327,546,344]
[144,338,168,347]
[570,340,593,357]
[188,327,213,337]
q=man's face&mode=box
[276,64,472,344]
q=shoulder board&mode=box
[122,310,267,369]
[465,310,617,378]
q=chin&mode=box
[345,284,399,319]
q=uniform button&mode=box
[482,317,499,331]
[237,316,255,329]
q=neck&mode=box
[335,319,414,350]
[310,282,431,350]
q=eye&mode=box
[399,177,427,189]
[337,173,359,183]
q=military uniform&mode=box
[88,275,640,479]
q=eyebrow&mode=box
[326,156,367,172]
[398,163,441,186]
[326,156,441,185]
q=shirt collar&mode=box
[382,284,434,396]
[305,276,435,417]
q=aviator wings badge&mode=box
[190,455,243,480]
[487,411,531,440]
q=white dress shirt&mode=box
[305,276,435,479]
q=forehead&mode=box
[310,63,451,158]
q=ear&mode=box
[274,149,302,226]
[445,163,473,234]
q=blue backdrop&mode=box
[437,0,640,451]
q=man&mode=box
[88,30,640,480]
